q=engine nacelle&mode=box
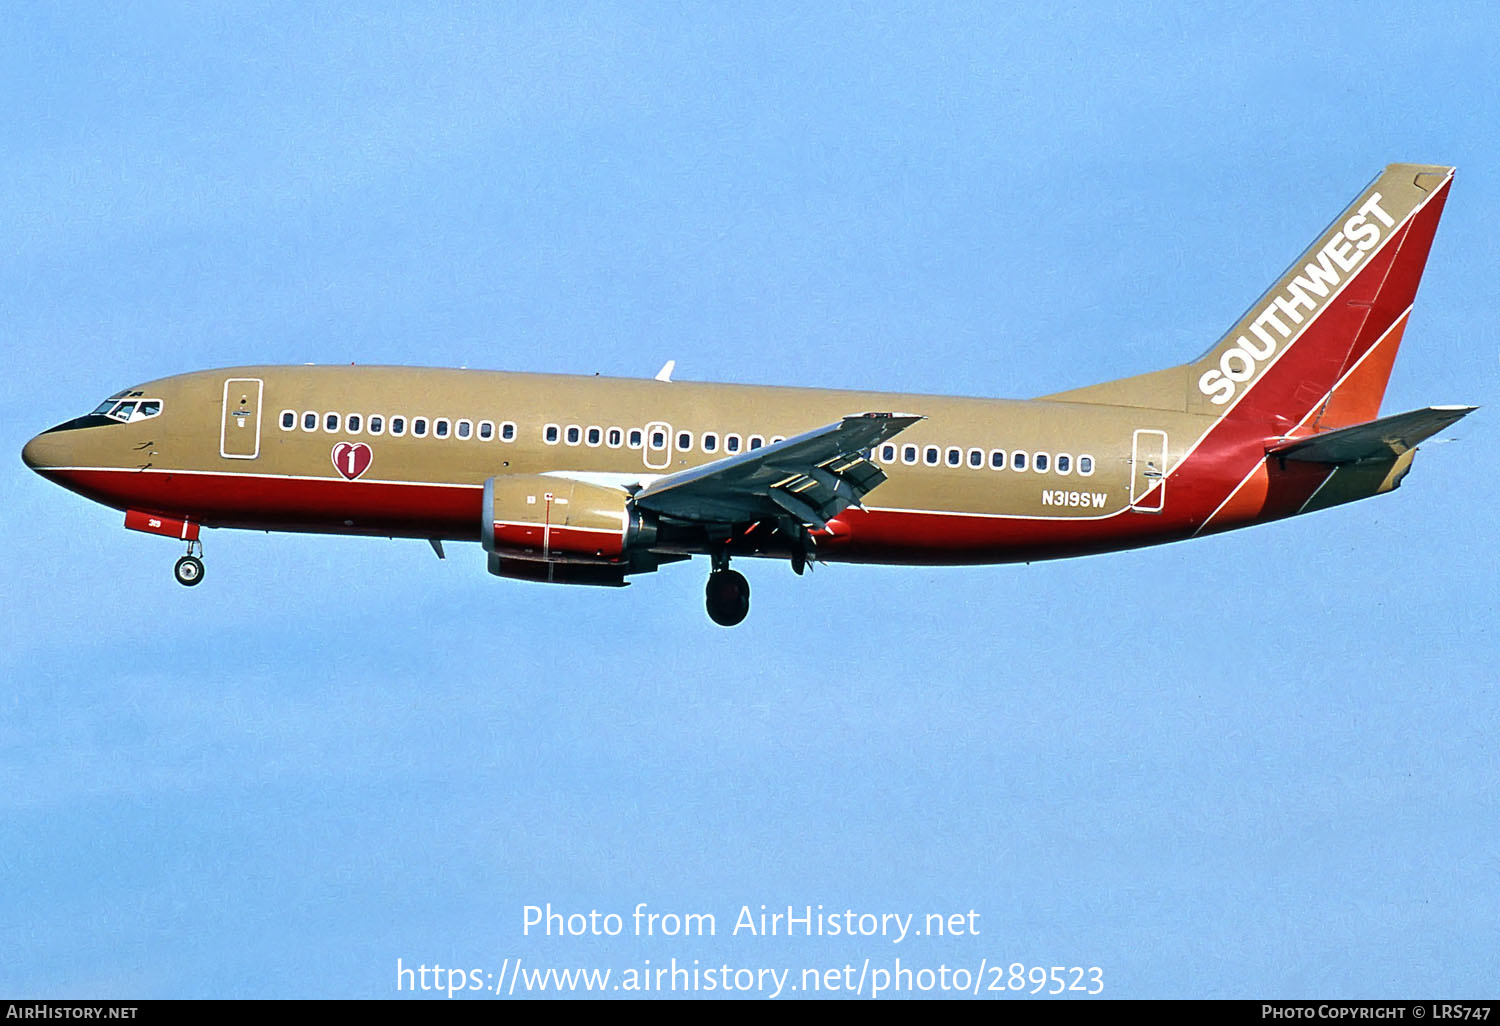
[481,475,657,564]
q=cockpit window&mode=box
[98,398,164,424]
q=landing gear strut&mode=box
[173,539,204,587]
[705,549,749,627]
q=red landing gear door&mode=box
[125,509,199,541]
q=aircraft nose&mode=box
[22,432,63,474]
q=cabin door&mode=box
[643,421,673,470]
[1129,429,1167,512]
[220,378,264,459]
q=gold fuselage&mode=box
[24,364,1227,565]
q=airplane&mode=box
[21,163,1473,627]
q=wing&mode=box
[1268,405,1476,464]
[632,413,921,529]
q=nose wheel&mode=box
[173,539,205,587]
[174,556,204,586]
[705,566,750,627]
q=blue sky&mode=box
[3,1,1496,999]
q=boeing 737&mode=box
[22,163,1472,625]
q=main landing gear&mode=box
[705,549,749,627]
[173,539,205,587]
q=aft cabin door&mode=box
[1130,429,1167,513]
[220,378,263,459]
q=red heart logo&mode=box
[332,442,373,481]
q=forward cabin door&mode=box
[220,378,264,459]
[1129,429,1167,512]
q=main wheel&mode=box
[705,569,750,627]
[174,555,205,587]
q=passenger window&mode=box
[924,446,939,466]
[650,429,666,449]
[1079,455,1095,475]
[281,411,295,430]
[990,449,1005,469]
[566,425,581,445]
[770,435,785,445]
[1012,451,1028,471]
[325,413,339,432]
[902,444,918,465]
[606,427,622,448]
[588,427,602,447]
[501,422,517,441]
[702,433,718,453]
[413,418,429,438]
[726,434,741,453]
[347,414,362,433]
[749,435,764,450]
[968,448,983,468]
[1056,454,1071,474]
[1034,452,1049,472]
[390,416,407,437]
[435,419,450,438]
[368,415,384,435]
[303,412,318,431]
[881,444,896,463]
[544,424,560,444]
[677,431,692,451]
[946,447,961,467]
[628,429,643,449]
[457,420,472,439]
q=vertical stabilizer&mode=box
[1045,164,1454,434]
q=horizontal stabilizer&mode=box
[1269,405,1475,464]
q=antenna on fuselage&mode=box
[654,360,675,382]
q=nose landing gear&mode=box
[173,539,204,587]
[705,549,749,627]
